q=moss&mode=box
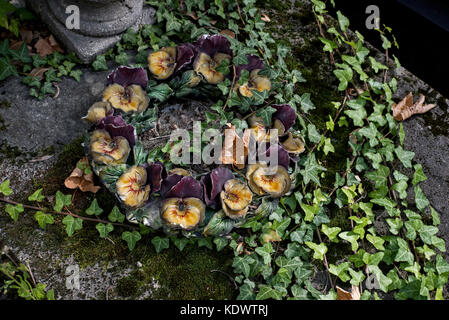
[115,244,236,300]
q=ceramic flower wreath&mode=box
[82,34,306,238]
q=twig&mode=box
[0,197,139,230]
[223,65,237,111]
[25,261,36,286]
[211,269,239,290]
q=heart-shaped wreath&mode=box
[82,34,306,238]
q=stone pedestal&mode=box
[26,0,155,64]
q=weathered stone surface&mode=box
[26,1,155,63]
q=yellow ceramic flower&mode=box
[161,197,205,230]
[116,166,151,208]
[89,130,130,165]
[103,83,149,113]
[220,179,253,219]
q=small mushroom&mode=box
[82,101,112,124]
[116,165,151,208]
[193,52,231,84]
[161,197,205,230]
[280,132,305,155]
[246,163,291,198]
[220,179,253,219]
[89,129,131,165]
[247,115,271,143]
[103,83,149,113]
[148,46,177,80]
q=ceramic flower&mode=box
[89,129,131,165]
[116,165,151,208]
[220,179,253,219]
[103,67,149,113]
[82,101,113,124]
[200,167,234,209]
[160,175,205,230]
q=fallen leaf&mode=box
[19,30,33,44]
[220,29,236,39]
[187,11,199,20]
[28,155,54,162]
[392,92,437,121]
[47,35,64,53]
[64,157,101,193]
[29,67,50,80]
[220,123,250,170]
[261,13,271,22]
[337,285,361,300]
[34,37,54,57]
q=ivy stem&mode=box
[316,228,336,291]
[0,197,139,230]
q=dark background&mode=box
[329,0,449,98]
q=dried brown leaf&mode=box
[19,30,33,44]
[392,92,437,121]
[220,29,236,39]
[64,157,101,193]
[337,285,361,300]
[34,37,54,57]
[29,67,50,80]
[261,13,271,22]
[220,123,249,170]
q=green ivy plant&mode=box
[0,0,447,301]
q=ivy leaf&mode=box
[96,223,114,238]
[339,231,360,251]
[419,225,439,245]
[233,255,255,278]
[92,55,108,71]
[5,204,24,221]
[28,188,45,202]
[305,242,327,261]
[53,191,72,212]
[9,42,31,63]
[369,56,388,73]
[0,179,13,196]
[298,93,315,113]
[122,231,142,251]
[85,198,103,216]
[366,234,385,250]
[256,106,276,126]
[358,123,379,147]
[213,237,228,252]
[436,255,449,275]
[329,262,351,282]
[34,211,54,229]
[0,57,18,80]
[386,218,403,235]
[108,206,125,223]
[414,185,429,212]
[412,164,427,185]
[255,243,273,265]
[307,124,321,144]
[321,225,341,242]
[336,11,349,32]
[299,153,327,186]
[148,83,173,102]
[151,235,169,253]
[256,284,284,300]
[62,215,83,237]
[237,283,256,300]
[333,63,352,91]
[395,146,415,168]
[300,202,320,222]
